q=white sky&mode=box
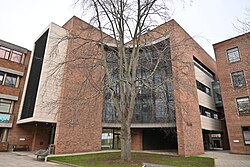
[0,0,249,58]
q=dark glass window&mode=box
[242,127,250,145]
[227,47,240,63]
[231,71,246,88]
[236,97,250,115]
[199,105,220,119]
[197,80,211,96]
[4,73,17,87]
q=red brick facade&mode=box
[0,41,37,151]
[214,33,250,154]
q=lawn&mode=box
[48,152,214,167]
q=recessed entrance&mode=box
[143,128,177,150]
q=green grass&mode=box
[48,152,214,167]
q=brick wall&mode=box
[214,33,250,154]
[131,129,143,150]
[54,16,115,154]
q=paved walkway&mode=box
[0,150,249,167]
[0,151,69,167]
[199,150,250,167]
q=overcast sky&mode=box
[0,0,249,58]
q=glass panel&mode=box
[0,99,12,113]
[11,51,22,63]
[101,129,113,149]
[0,113,11,123]
[4,74,17,87]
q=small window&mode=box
[231,71,246,88]
[236,97,250,115]
[242,127,250,145]
[4,74,17,87]
[205,111,211,118]
[196,80,211,96]
[0,99,12,113]
[227,47,240,63]
[213,113,218,119]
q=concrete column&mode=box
[1,129,8,142]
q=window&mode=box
[213,113,218,119]
[231,71,246,88]
[227,47,240,63]
[0,71,4,85]
[242,127,250,145]
[205,111,211,118]
[0,46,23,64]
[197,80,211,96]
[0,71,18,88]
[236,97,250,115]
[199,105,220,119]
[11,51,22,63]
[0,46,10,59]
[193,57,214,79]
[0,99,12,113]
[4,74,17,87]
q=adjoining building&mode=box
[14,16,229,156]
[0,39,31,151]
[213,33,250,154]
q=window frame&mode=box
[226,47,241,64]
[236,96,250,115]
[231,70,246,88]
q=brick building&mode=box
[0,39,31,151]
[3,16,229,155]
[214,33,250,154]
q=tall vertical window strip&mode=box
[0,99,12,113]
[231,71,246,88]
[227,47,240,63]
[0,46,23,63]
[236,97,250,115]
[242,127,250,145]
[196,80,211,96]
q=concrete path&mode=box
[199,150,250,167]
[0,151,69,167]
[0,150,249,167]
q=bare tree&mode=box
[71,0,180,161]
[41,0,205,161]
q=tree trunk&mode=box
[120,122,132,161]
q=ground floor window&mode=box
[242,127,250,145]
[101,129,121,150]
